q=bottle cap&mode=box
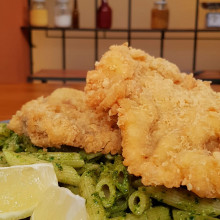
[154,0,167,10]
[56,0,69,3]
[155,1,167,5]
[33,0,46,2]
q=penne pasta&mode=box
[2,124,220,219]
[128,189,151,216]
[3,150,80,186]
[31,152,85,168]
[96,176,116,208]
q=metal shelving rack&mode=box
[22,0,220,83]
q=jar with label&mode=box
[30,0,48,27]
[54,0,72,28]
[151,0,169,29]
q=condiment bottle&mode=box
[151,0,169,29]
[72,0,79,28]
[30,0,48,27]
[97,0,112,29]
[54,0,72,28]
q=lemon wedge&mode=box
[31,185,87,220]
[0,163,58,220]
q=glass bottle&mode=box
[151,0,169,29]
[30,0,48,27]
[54,0,72,28]
[72,0,79,28]
[97,0,112,29]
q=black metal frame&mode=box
[193,0,199,73]
[24,0,220,82]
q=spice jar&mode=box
[30,0,48,27]
[54,0,72,28]
[151,0,169,29]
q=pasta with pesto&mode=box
[1,123,220,220]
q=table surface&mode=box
[0,82,219,121]
[0,82,86,121]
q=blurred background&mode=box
[0,0,220,83]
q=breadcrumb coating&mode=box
[85,43,220,198]
[8,88,121,155]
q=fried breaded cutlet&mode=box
[85,43,220,198]
[8,88,121,155]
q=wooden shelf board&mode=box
[194,70,220,84]
[29,69,87,82]
[29,69,220,84]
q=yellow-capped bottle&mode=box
[30,0,48,27]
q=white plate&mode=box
[0,120,9,123]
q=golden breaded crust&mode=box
[85,43,196,114]
[85,43,220,198]
[8,88,121,154]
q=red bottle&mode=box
[97,0,112,29]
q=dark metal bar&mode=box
[28,0,33,79]
[22,26,220,33]
[94,32,98,61]
[94,0,98,61]
[127,0,132,46]
[25,26,218,32]
[160,30,165,57]
[44,32,220,41]
[61,29,66,70]
[28,27,33,77]
[28,76,86,82]
[192,0,199,72]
